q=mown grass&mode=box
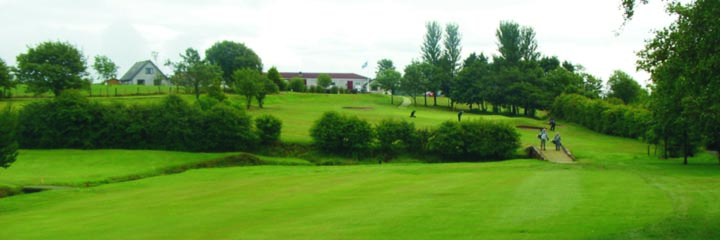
[0,155,718,239]
[0,92,719,239]
[0,150,311,188]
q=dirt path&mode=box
[541,148,575,163]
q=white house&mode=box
[280,72,370,91]
[119,60,170,86]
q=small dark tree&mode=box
[317,73,333,90]
[267,67,286,91]
[289,77,306,92]
[255,115,282,145]
[233,68,262,109]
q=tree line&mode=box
[373,20,648,117]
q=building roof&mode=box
[119,60,167,81]
[279,72,368,80]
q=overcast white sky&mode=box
[0,0,676,85]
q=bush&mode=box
[255,114,283,145]
[145,95,206,151]
[196,94,221,111]
[0,107,18,169]
[310,111,374,158]
[202,103,257,152]
[552,94,651,139]
[428,120,520,161]
[375,119,416,161]
[17,90,103,149]
[289,78,306,92]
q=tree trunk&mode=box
[683,130,688,165]
[663,137,668,159]
[424,94,428,107]
[433,94,437,106]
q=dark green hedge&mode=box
[310,111,373,157]
[15,91,272,152]
[551,94,651,139]
[428,120,520,161]
[0,106,18,169]
[310,112,521,162]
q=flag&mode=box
[361,61,368,69]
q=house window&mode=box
[146,68,153,74]
[137,79,146,85]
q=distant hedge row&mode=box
[551,94,651,139]
[14,91,281,152]
[310,111,521,162]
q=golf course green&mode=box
[0,93,718,239]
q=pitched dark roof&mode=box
[279,72,368,80]
[119,60,167,81]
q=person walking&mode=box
[539,128,549,151]
[553,132,562,151]
[549,118,557,131]
[458,110,464,122]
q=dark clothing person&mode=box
[550,118,556,131]
[458,111,463,122]
[553,133,562,151]
[410,110,416,118]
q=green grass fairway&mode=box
[0,156,718,239]
[0,150,242,187]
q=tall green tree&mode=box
[443,23,462,75]
[92,55,119,82]
[376,59,396,75]
[317,73,333,90]
[401,61,431,107]
[15,41,88,96]
[168,48,223,100]
[205,40,263,87]
[0,58,15,98]
[421,21,443,106]
[233,68,262,109]
[421,21,443,65]
[443,23,462,108]
[374,69,402,104]
[634,0,720,164]
[266,67,285,91]
[606,70,647,105]
[454,53,489,111]
[580,73,603,99]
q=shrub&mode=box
[255,114,283,145]
[310,111,374,158]
[202,103,257,152]
[145,95,206,151]
[196,94,221,111]
[17,90,102,149]
[375,119,416,161]
[289,78,305,92]
[428,120,520,161]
